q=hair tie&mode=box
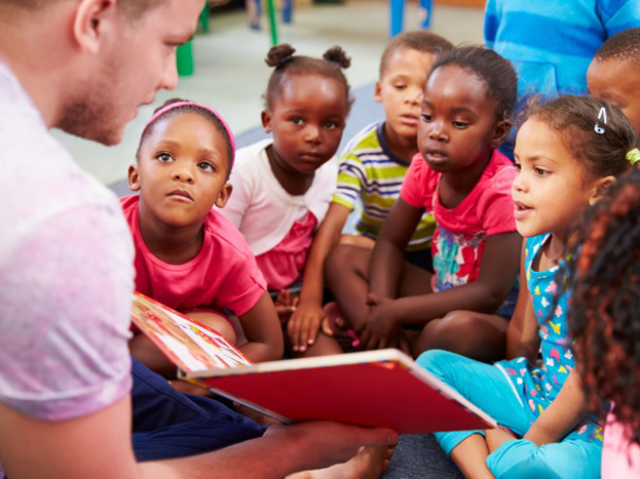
[142,101,236,163]
[627,148,640,165]
[594,106,607,135]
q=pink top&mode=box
[255,212,317,290]
[121,195,267,317]
[400,150,517,292]
[603,412,640,477]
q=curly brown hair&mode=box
[564,170,640,446]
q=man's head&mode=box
[0,0,205,145]
[587,28,640,134]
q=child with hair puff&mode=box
[564,167,640,476]
[221,44,351,357]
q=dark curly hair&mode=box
[563,170,640,446]
[521,95,639,180]
[263,43,353,114]
[427,45,517,122]
[594,27,640,67]
[136,98,234,171]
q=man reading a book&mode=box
[0,1,396,477]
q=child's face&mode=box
[512,119,596,239]
[128,112,232,229]
[375,47,436,140]
[587,58,640,134]
[262,74,347,175]
[417,65,507,174]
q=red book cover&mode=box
[132,292,497,434]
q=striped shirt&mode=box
[332,121,435,251]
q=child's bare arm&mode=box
[129,334,177,378]
[239,292,284,362]
[369,199,424,299]
[360,232,521,350]
[505,240,541,362]
[523,370,589,446]
[288,203,350,352]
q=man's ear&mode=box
[589,175,616,206]
[128,164,141,191]
[73,0,117,54]
[374,80,383,103]
[490,119,512,149]
[215,183,233,209]
[261,110,272,134]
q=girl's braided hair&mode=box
[563,170,640,446]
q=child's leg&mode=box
[187,311,237,345]
[449,435,495,479]
[412,311,508,362]
[324,244,432,330]
[416,350,531,473]
[293,331,343,358]
[486,435,602,479]
[337,234,376,250]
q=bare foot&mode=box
[324,302,360,352]
[287,443,396,479]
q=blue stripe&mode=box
[496,13,604,57]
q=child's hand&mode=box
[275,289,299,324]
[287,302,325,353]
[357,293,401,350]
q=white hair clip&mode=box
[595,106,607,135]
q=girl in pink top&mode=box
[326,46,521,362]
[123,99,283,376]
[222,44,352,357]
[566,169,640,477]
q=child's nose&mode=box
[304,125,321,143]
[428,122,447,141]
[406,87,423,105]
[512,171,526,192]
[172,165,195,183]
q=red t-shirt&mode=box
[121,195,266,317]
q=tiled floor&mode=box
[53,1,484,186]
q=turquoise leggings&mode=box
[417,350,602,479]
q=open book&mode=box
[131,292,497,434]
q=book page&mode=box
[130,292,252,373]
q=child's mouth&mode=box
[425,151,448,163]
[513,201,532,219]
[167,189,194,202]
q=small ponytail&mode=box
[322,46,351,69]
[265,44,296,69]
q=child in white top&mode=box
[222,44,351,356]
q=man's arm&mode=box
[0,396,397,479]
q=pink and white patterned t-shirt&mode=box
[0,61,134,475]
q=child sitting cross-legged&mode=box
[326,46,521,362]
[123,99,283,377]
[282,31,453,355]
[417,96,639,478]
[222,44,352,358]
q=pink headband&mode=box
[142,101,236,163]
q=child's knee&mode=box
[486,439,600,479]
[324,244,365,279]
[415,349,458,379]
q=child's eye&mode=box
[394,84,407,90]
[513,162,521,171]
[324,121,341,129]
[452,121,469,129]
[156,152,173,162]
[534,167,550,176]
[421,113,433,122]
[290,117,304,125]
[198,161,215,172]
